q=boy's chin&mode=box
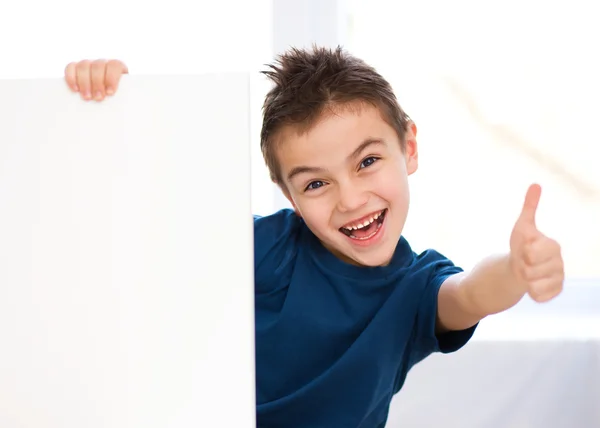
[352,252,394,267]
[337,248,395,268]
[321,231,398,267]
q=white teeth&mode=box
[351,218,372,230]
[343,210,384,231]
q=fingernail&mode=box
[94,91,103,100]
[106,87,114,95]
[83,91,91,100]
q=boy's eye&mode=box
[360,156,378,169]
[305,180,324,191]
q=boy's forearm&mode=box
[443,184,564,327]
[459,253,527,318]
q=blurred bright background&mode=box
[2,0,599,426]
[2,0,596,280]
[348,0,600,280]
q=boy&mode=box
[64,47,564,427]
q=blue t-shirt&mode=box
[254,209,477,427]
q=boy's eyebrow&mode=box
[287,165,326,182]
[286,139,385,182]
[348,138,385,161]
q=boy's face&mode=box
[277,103,418,267]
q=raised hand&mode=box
[509,184,564,302]
[64,59,128,101]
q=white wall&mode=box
[347,0,600,279]
[0,0,276,215]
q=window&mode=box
[347,0,600,279]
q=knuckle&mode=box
[107,61,127,84]
[76,60,91,71]
[91,60,106,75]
[65,62,76,74]
[519,265,532,282]
[545,238,561,254]
[106,59,122,70]
[553,240,562,254]
[64,63,77,86]
[524,248,536,265]
[523,266,536,282]
[90,61,107,95]
[105,61,123,84]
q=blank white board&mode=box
[0,75,255,427]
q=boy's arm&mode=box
[436,184,565,333]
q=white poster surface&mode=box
[0,75,255,428]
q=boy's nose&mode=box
[336,184,368,214]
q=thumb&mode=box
[516,183,541,229]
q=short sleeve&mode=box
[254,209,302,294]
[410,249,477,365]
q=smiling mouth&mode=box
[339,209,387,240]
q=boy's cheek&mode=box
[297,202,328,226]
[389,170,410,195]
[297,201,337,235]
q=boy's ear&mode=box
[405,121,419,175]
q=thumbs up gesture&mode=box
[509,184,564,302]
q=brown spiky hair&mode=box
[260,45,411,185]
